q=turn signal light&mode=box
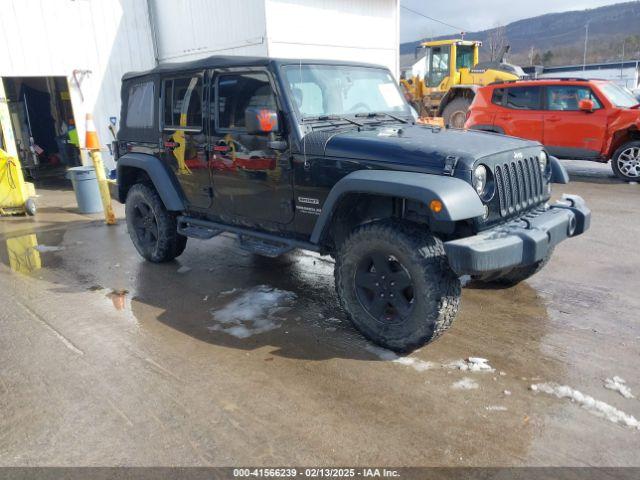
[430,200,443,213]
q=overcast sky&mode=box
[400,0,620,42]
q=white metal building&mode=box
[0,0,399,171]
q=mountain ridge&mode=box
[400,1,640,67]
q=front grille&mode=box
[494,157,545,217]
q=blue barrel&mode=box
[67,166,103,214]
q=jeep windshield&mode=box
[282,64,413,124]
[599,82,639,108]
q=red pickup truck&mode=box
[465,78,640,180]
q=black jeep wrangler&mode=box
[113,56,590,352]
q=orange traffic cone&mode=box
[84,113,100,150]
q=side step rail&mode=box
[177,215,320,256]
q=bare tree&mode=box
[487,24,507,61]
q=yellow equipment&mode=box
[401,39,526,128]
[0,148,36,216]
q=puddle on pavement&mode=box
[106,288,130,311]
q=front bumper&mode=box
[444,194,590,275]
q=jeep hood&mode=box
[305,125,541,171]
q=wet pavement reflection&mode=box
[0,162,639,466]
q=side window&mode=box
[217,72,276,130]
[505,87,541,110]
[492,88,505,106]
[125,81,155,128]
[546,86,602,111]
[163,75,203,130]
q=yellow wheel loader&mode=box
[401,39,526,128]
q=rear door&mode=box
[161,73,210,210]
[542,84,607,159]
[495,86,544,141]
[208,69,294,225]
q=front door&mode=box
[208,70,294,225]
[161,73,210,210]
[542,85,607,159]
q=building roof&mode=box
[122,55,387,80]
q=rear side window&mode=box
[504,87,541,110]
[546,85,602,111]
[125,81,155,128]
[163,75,203,130]
[217,73,276,130]
[491,88,505,105]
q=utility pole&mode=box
[583,22,590,71]
[621,39,626,80]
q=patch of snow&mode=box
[209,285,295,338]
[504,390,512,396]
[33,245,64,252]
[446,357,495,372]
[452,378,479,390]
[604,376,634,399]
[177,265,191,273]
[486,406,508,411]
[531,383,640,430]
[219,288,239,296]
[394,356,436,372]
[364,344,436,372]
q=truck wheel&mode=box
[488,248,554,288]
[611,141,640,181]
[334,220,461,353]
[442,97,472,129]
[125,183,187,263]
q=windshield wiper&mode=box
[354,112,409,124]
[302,115,363,127]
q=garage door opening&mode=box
[1,76,80,183]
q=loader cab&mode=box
[420,40,480,89]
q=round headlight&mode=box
[473,164,487,196]
[473,165,487,196]
[539,151,548,173]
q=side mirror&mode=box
[579,99,594,113]
[245,107,279,134]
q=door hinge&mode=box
[202,186,214,198]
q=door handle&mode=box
[499,115,512,121]
[547,116,561,123]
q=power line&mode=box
[400,5,466,34]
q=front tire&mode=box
[442,96,472,129]
[125,184,187,263]
[478,249,554,288]
[611,141,640,181]
[334,220,461,353]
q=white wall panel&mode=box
[0,0,156,167]
[151,0,268,61]
[265,0,399,76]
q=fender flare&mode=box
[549,156,569,184]
[468,124,505,135]
[310,170,485,244]
[116,153,186,211]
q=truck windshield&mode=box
[283,65,411,120]
[599,82,638,108]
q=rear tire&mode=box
[442,96,472,129]
[334,220,461,353]
[125,183,187,263]
[611,141,640,181]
